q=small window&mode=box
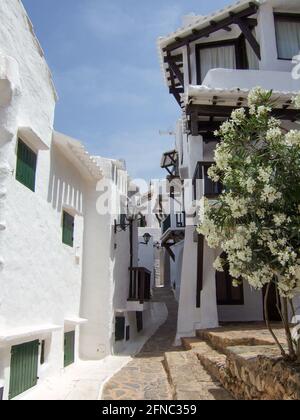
[216,253,244,305]
[115,317,125,342]
[62,211,74,247]
[275,14,300,60]
[16,139,37,192]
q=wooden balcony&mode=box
[128,267,151,304]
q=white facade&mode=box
[158,0,300,340]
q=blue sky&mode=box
[22,0,232,181]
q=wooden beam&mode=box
[187,104,300,122]
[166,55,184,86]
[187,43,192,85]
[164,3,259,52]
[237,17,261,59]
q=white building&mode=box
[0,0,156,400]
[158,0,300,341]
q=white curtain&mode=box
[275,20,300,59]
[200,45,236,82]
[246,28,259,70]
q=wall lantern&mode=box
[140,233,152,245]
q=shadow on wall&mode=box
[47,144,84,214]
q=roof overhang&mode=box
[159,1,260,52]
[53,131,103,182]
[158,1,261,107]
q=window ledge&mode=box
[0,324,62,346]
[18,127,49,151]
[64,317,88,326]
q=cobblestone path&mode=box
[102,287,181,400]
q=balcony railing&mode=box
[162,212,186,236]
[128,267,151,304]
[193,161,223,200]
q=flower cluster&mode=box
[197,87,300,299]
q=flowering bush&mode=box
[198,87,300,360]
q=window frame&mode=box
[274,12,300,61]
[62,211,75,248]
[15,138,37,192]
[196,35,249,85]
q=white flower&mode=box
[261,185,282,204]
[266,127,283,143]
[248,87,269,107]
[207,165,220,183]
[258,167,272,183]
[215,145,232,171]
[246,178,256,194]
[292,93,300,109]
[224,194,248,219]
[273,213,287,227]
[231,108,246,125]
[213,257,224,272]
[232,279,241,288]
[285,130,300,146]
[257,105,271,117]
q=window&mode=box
[40,340,46,365]
[275,13,300,60]
[193,162,223,200]
[199,44,237,82]
[195,31,261,83]
[62,211,74,247]
[216,253,244,305]
[16,139,37,192]
[115,317,125,342]
[64,331,75,368]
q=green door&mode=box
[64,331,75,368]
[9,340,39,400]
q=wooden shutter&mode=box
[64,331,75,368]
[62,211,74,247]
[16,139,37,192]
[9,340,39,399]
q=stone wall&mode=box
[218,347,300,400]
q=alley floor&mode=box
[102,287,180,400]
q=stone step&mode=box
[196,328,277,355]
[164,350,234,400]
[181,337,228,385]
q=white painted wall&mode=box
[218,281,264,323]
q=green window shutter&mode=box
[9,340,39,400]
[115,317,125,342]
[16,139,37,192]
[62,211,74,247]
[64,331,75,368]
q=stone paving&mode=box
[102,287,182,400]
